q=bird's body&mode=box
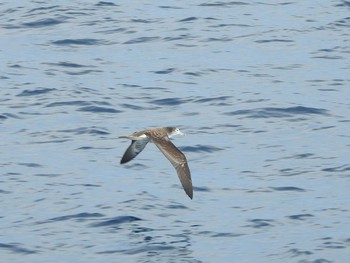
[119,127,193,199]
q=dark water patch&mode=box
[34,173,66,177]
[77,105,122,113]
[8,64,22,68]
[41,213,104,224]
[76,146,94,150]
[217,124,241,129]
[178,17,197,22]
[199,2,250,7]
[46,100,114,110]
[95,27,128,35]
[46,100,91,107]
[322,164,350,173]
[0,189,11,194]
[59,127,110,135]
[18,162,43,168]
[287,214,314,220]
[321,239,346,249]
[210,23,252,28]
[122,163,149,170]
[90,216,142,227]
[270,186,306,192]
[332,17,350,27]
[141,86,168,91]
[131,19,156,23]
[193,186,210,192]
[224,106,329,118]
[44,61,92,68]
[194,96,232,104]
[152,68,176,74]
[312,126,335,131]
[22,18,63,28]
[28,5,60,13]
[211,232,243,237]
[17,88,55,97]
[132,227,154,234]
[159,6,184,9]
[52,39,107,46]
[288,248,313,256]
[203,37,232,42]
[0,243,38,255]
[0,113,21,120]
[65,69,103,75]
[120,103,144,110]
[278,169,310,177]
[312,55,344,60]
[184,71,202,76]
[255,39,294,44]
[336,1,350,7]
[163,34,195,41]
[180,145,224,153]
[123,37,160,44]
[98,245,175,255]
[95,1,118,6]
[150,97,190,106]
[31,139,72,144]
[298,259,332,263]
[182,112,200,116]
[246,187,273,193]
[288,153,315,159]
[273,64,303,70]
[311,46,348,59]
[78,183,101,187]
[245,219,275,228]
[166,204,188,209]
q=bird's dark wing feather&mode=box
[120,139,149,164]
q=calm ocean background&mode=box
[1,1,350,262]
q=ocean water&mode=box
[1,1,350,262]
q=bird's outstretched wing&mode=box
[120,139,149,164]
[148,135,193,199]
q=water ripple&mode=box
[270,186,306,192]
[224,106,329,118]
[199,2,250,7]
[22,18,64,28]
[150,98,190,106]
[39,213,104,224]
[98,245,176,255]
[77,105,122,113]
[180,145,224,153]
[43,61,94,68]
[322,165,350,173]
[95,1,118,7]
[123,37,160,44]
[245,219,275,228]
[59,127,110,135]
[90,216,142,227]
[17,88,56,97]
[0,243,38,255]
[178,17,197,22]
[52,39,108,46]
[287,214,314,220]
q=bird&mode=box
[119,127,193,199]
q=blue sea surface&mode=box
[1,1,350,262]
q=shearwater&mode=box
[119,127,193,199]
